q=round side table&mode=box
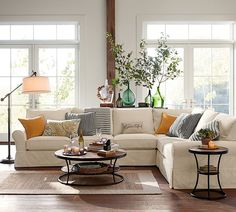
[189,146,228,200]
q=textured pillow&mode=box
[43,119,80,138]
[121,122,143,134]
[189,120,220,141]
[176,113,202,139]
[65,112,96,136]
[156,113,177,134]
[167,113,189,137]
[19,116,46,139]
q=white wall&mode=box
[0,0,106,108]
[116,0,236,103]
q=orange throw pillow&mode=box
[156,112,177,134]
[19,116,46,139]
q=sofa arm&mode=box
[12,130,27,151]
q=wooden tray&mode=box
[198,145,219,150]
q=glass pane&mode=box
[194,77,211,106]
[212,48,230,76]
[0,77,10,101]
[0,106,8,132]
[11,48,29,76]
[11,25,33,40]
[12,106,26,132]
[57,48,75,76]
[212,24,230,40]
[189,24,211,39]
[212,77,229,105]
[57,25,75,40]
[39,48,57,76]
[0,25,10,40]
[146,24,165,40]
[147,48,156,57]
[0,49,10,76]
[11,77,28,105]
[194,48,211,76]
[34,25,56,40]
[166,25,188,39]
[212,105,229,114]
[38,77,57,106]
[56,77,75,106]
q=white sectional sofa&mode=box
[13,107,236,189]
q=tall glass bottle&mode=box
[145,89,153,107]
[78,129,84,150]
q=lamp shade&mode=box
[22,76,50,94]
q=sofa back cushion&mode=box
[214,113,236,140]
[153,108,191,133]
[26,108,71,120]
[113,108,154,135]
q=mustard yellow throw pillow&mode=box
[19,116,46,139]
[156,112,177,134]
[43,119,80,138]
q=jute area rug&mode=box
[0,170,161,195]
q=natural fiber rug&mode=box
[0,170,161,195]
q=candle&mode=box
[208,141,215,149]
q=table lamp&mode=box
[0,71,50,164]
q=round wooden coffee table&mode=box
[55,149,127,186]
[189,146,228,200]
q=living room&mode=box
[1,0,236,211]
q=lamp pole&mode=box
[0,71,37,164]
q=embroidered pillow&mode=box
[43,119,80,138]
[121,122,143,134]
[189,120,220,141]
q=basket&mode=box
[72,162,109,174]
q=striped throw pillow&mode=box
[189,120,220,141]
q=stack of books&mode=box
[87,142,104,152]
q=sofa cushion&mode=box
[19,116,45,139]
[194,109,219,132]
[153,108,191,133]
[26,136,70,151]
[26,108,71,120]
[113,108,154,135]
[168,113,188,137]
[65,112,96,136]
[113,134,157,149]
[213,113,236,140]
[157,135,187,155]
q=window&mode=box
[142,22,233,113]
[0,23,79,141]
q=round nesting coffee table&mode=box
[55,149,127,186]
[189,146,228,200]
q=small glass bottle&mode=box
[116,92,123,108]
[78,129,85,150]
[145,89,153,107]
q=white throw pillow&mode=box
[194,109,219,132]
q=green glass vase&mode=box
[152,86,164,108]
[122,83,135,106]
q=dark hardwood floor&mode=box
[0,145,236,211]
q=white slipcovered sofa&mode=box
[13,107,236,189]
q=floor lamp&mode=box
[0,71,50,164]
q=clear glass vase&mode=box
[122,83,135,106]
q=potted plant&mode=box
[197,129,216,145]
